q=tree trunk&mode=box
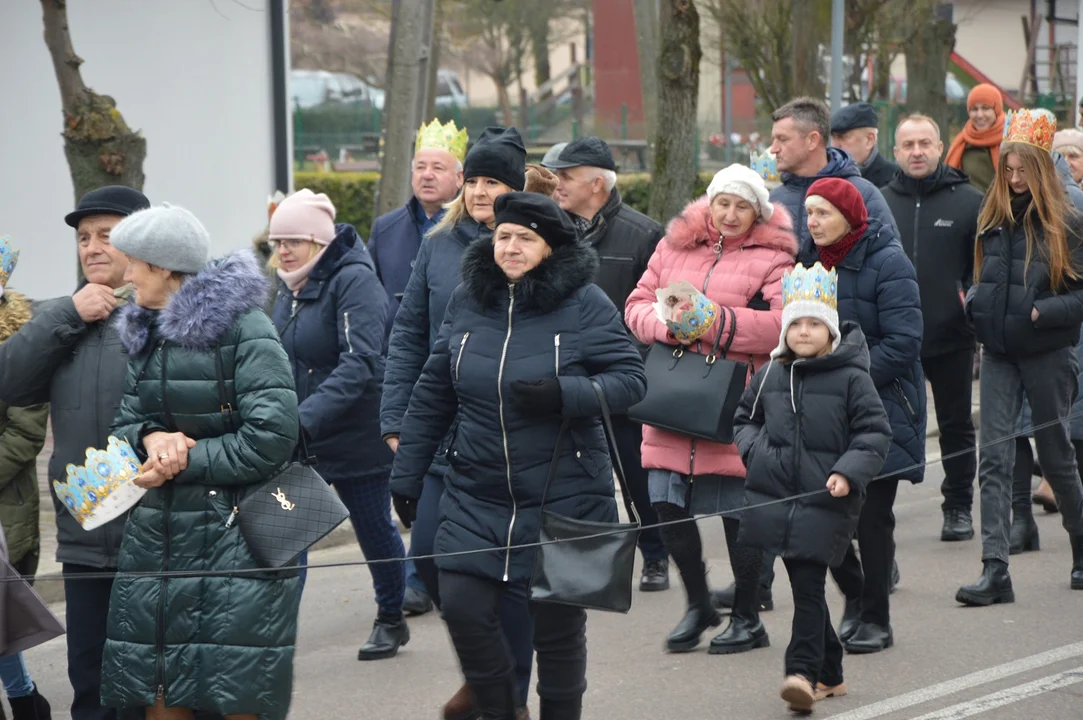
[495,78,515,126]
[632,0,659,154]
[41,0,147,207]
[791,0,828,99]
[904,1,956,136]
[649,0,701,223]
[528,13,553,126]
[424,0,445,121]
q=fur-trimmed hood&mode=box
[663,197,797,255]
[460,236,600,314]
[115,250,270,355]
[0,291,31,344]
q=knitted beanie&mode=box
[268,189,337,245]
[109,204,210,274]
[805,177,868,229]
[706,163,773,221]
[1053,128,1083,154]
[463,126,527,191]
[967,83,1003,112]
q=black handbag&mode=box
[627,306,748,444]
[213,347,350,568]
[529,381,641,613]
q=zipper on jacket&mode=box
[498,285,517,582]
[780,364,803,554]
[343,312,354,353]
[455,332,471,381]
[155,484,173,701]
[553,334,561,376]
[891,379,918,422]
[912,197,921,274]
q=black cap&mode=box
[830,103,880,135]
[65,185,151,228]
[541,136,616,171]
[493,192,578,248]
[463,126,527,191]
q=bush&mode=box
[294,171,717,240]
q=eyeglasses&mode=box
[269,238,312,251]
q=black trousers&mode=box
[440,570,587,715]
[783,558,843,686]
[829,478,900,627]
[610,415,666,561]
[924,350,978,511]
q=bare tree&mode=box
[290,0,392,86]
[702,0,795,112]
[904,0,957,133]
[649,0,702,222]
[41,0,146,205]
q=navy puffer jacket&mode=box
[271,224,392,480]
[389,237,647,583]
[804,219,927,483]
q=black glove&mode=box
[392,492,418,529]
[510,378,563,416]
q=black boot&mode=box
[708,584,769,655]
[956,559,1015,606]
[357,613,410,660]
[666,562,721,653]
[1009,511,1040,554]
[708,581,773,612]
[1071,535,1083,590]
[471,682,518,720]
[837,597,861,643]
[844,621,893,654]
[8,685,49,720]
[539,696,582,720]
[941,508,975,542]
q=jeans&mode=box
[829,478,900,627]
[331,475,406,617]
[924,350,978,511]
[610,415,666,561]
[783,558,844,686]
[410,466,535,705]
[440,571,587,716]
[0,653,33,698]
[978,348,1083,562]
[405,558,426,593]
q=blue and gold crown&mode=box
[782,262,838,310]
[53,437,146,531]
[0,236,17,289]
[750,149,780,184]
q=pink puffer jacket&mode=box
[625,198,798,477]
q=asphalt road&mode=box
[20,435,1083,719]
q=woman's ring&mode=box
[159,453,170,461]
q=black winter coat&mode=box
[803,219,927,482]
[736,323,892,567]
[271,224,392,480]
[882,164,982,358]
[967,203,1083,357]
[861,150,900,188]
[388,238,647,584]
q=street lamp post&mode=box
[830,0,845,112]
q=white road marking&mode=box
[908,667,1083,720]
[824,642,1083,720]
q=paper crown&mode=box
[750,149,780,184]
[782,262,838,311]
[267,190,286,222]
[1004,108,1057,152]
[0,236,17,289]
[54,437,147,531]
[415,118,468,162]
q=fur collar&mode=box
[115,250,269,355]
[664,197,798,255]
[0,291,31,344]
[460,237,600,314]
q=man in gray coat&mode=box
[0,186,148,720]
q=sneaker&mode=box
[780,675,815,714]
[814,681,847,701]
[639,558,670,591]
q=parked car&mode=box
[290,69,383,110]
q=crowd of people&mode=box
[1,85,1083,720]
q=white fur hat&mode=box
[706,163,774,221]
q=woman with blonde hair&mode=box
[960,110,1083,605]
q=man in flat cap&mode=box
[831,102,900,188]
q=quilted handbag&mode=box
[213,347,349,568]
[529,381,641,613]
[627,306,748,444]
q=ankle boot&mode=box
[443,683,476,720]
[8,686,49,720]
[1009,511,1040,554]
[1070,535,1083,590]
[956,559,1015,606]
[666,562,721,653]
[539,696,582,720]
[1032,478,1059,514]
[708,584,769,654]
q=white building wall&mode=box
[0,0,279,300]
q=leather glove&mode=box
[510,378,563,416]
[392,492,418,529]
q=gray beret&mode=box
[110,203,210,274]
[830,102,880,134]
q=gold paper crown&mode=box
[782,262,838,311]
[1005,109,1056,153]
[415,119,468,163]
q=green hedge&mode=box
[295,171,714,241]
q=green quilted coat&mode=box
[102,252,301,718]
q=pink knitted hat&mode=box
[268,188,337,244]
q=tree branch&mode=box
[40,0,87,113]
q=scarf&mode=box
[945,118,1004,174]
[277,247,328,295]
[1010,191,1033,223]
[817,222,868,270]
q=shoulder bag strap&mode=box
[591,380,641,526]
[705,305,738,362]
[214,345,236,433]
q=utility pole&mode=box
[376,0,436,217]
[830,0,844,112]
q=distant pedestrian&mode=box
[830,102,899,188]
[945,83,1006,194]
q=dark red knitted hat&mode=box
[806,178,868,229]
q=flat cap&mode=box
[830,103,880,134]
